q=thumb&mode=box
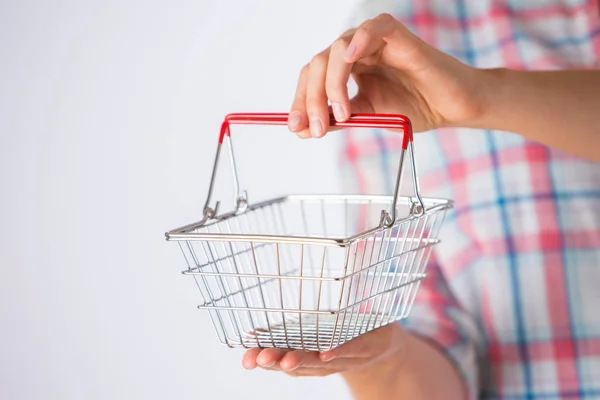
[348,93,375,115]
[319,332,378,361]
[321,95,373,135]
[319,323,405,361]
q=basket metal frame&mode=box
[165,113,453,351]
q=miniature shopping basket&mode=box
[165,113,452,352]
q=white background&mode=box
[0,1,366,399]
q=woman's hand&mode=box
[242,323,466,399]
[241,323,407,378]
[287,13,491,138]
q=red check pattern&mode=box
[340,0,600,398]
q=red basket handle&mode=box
[203,112,423,227]
[219,113,413,150]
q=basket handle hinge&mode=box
[380,201,424,228]
[409,200,424,216]
[201,202,219,224]
[236,190,249,214]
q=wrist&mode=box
[465,67,512,130]
[340,325,409,395]
[341,349,406,400]
[340,345,406,383]
[340,328,467,400]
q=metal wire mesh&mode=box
[174,195,449,352]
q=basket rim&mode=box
[165,194,453,247]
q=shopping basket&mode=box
[165,113,452,352]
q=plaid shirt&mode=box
[340,0,600,398]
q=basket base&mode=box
[226,313,400,352]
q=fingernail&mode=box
[321,352,336,362]
[289,112,301,131]
[287,364,299,371]
[265,361,276,368]
[257,358,272,367]
[344,43,357,61]
[309,117,323,138]
[332,103,346,122]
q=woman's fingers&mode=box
[289,65,310,138]
[289,14,398,137]
[306,50,330,138]
[246,348,370,375]
[243,348,291,370]
[289,13,429,138]
[284,367,336,377]
[280,350,369,371]
[344,14,399,64]
[243,325,404,373]
[326,35,354,122]
[350,13,429,73]
[241,348,262,370]
[278,350,321,371]
[255,348,289,368]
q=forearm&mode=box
[471,68,600,161]
[341,332,465,400]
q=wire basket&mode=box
[166,113,452,352]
